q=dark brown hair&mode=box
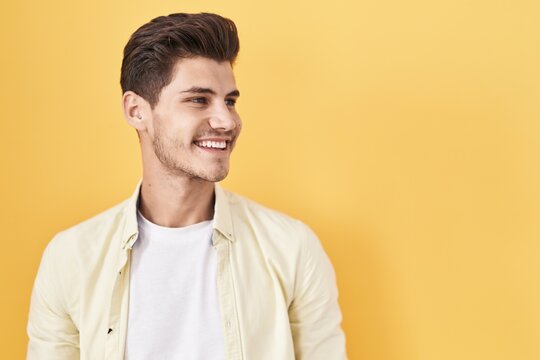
[120,13,240,108]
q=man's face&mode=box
[148,57,241,182]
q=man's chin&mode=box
[202,170,229,183]
[188,166,230,183]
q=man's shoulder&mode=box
[63,198,129,237]
[47,197,131,254]
[222,188,313,237]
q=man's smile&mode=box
[193,137,232,152]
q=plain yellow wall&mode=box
[2,0,539,359]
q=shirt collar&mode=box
[121,178,235,250]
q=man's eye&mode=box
[190,97,208,104]
[225,98,237,106]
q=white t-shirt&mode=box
[124,210,225,360]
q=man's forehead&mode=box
[168,57,237,93]
[171,57,234,77]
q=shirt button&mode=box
[226,321,231,328]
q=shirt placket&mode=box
[213,230,243,360]
[105,241,133,360]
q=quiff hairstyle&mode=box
[120,13,239,108]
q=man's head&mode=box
[121,13,242,183]
[121,13,239,108]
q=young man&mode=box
[27,13,347,359]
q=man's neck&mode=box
[138,172,215,228]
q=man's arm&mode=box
[289,222,348,359]
[27,234,80,359]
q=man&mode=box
[27,13,347,359]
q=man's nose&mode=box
[209,103,237,131]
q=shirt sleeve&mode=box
[27,233,80,359]
[288,222,348,359]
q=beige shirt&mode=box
[27,180,347,359]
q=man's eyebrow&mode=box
[181,87,216,95]
[180,87,240,97]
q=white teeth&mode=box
[196,140,226,149]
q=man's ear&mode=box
[122,91,150,131]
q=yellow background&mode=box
[1,0,539,359]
